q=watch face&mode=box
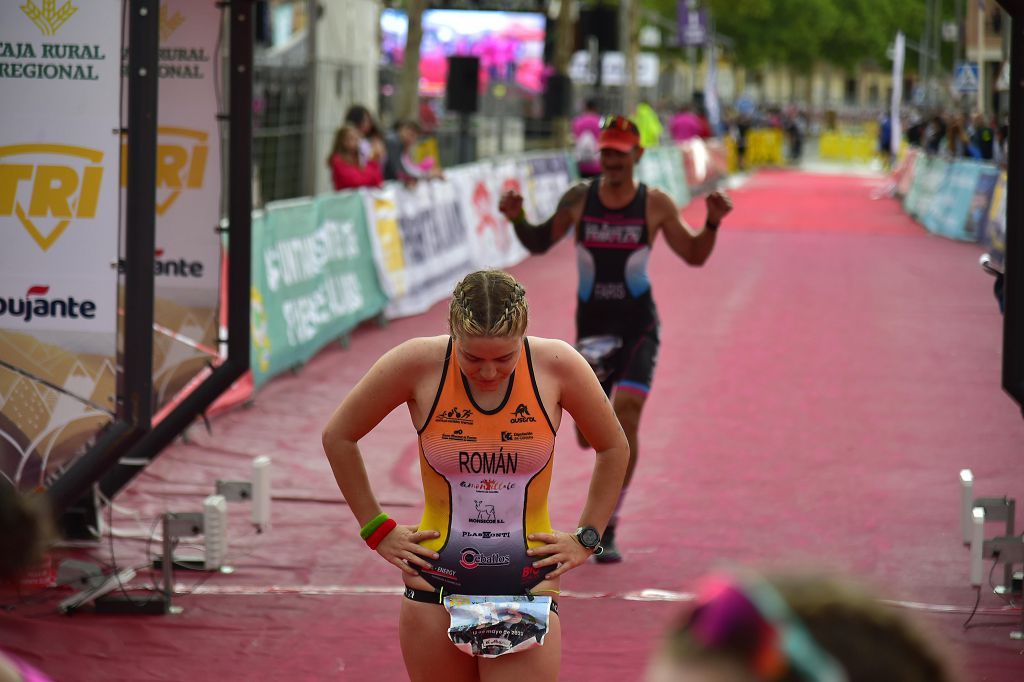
[579,527,600,548]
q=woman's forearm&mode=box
[575,446,629,534]
[324,438,384,526]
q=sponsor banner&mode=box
[638,146,688,204]
[446,162,529,270]
[981,172,1007,265]
[250,193,388,387]
[902,154,945,220]
[0,0,122,349]
[920,160,986,241]
[1,0,122,486]
[965,166,1000,242]
[0,332,116,488]
[364,180,476,319]
[116,0,224,408]
[518,153,574,225]
[894,147,920,197]
[122,0,222,311]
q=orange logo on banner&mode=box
[20,0,78,36]
[159,3,185,41]
[0,144,104,251]
[121,127,208,215]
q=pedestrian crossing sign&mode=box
[954,62,979,93]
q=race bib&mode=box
[443,594,552,658]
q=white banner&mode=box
[447,162,529,270]
[117,0,224,407]
[363,180,476,320]
[890,32,905,156]
[518,153,573,224]
[0,0,123,353]
[130,0,223,311]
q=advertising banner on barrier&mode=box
[920,160,986,241]
[0,1,123,487]
[894,147,919,197]
[250,194,388,387]
[447,162,529,270]
[981,172,1007,265]
[364,181,476,319]
[903,154,945,220]
[638,145,688,204]
[965,166,1000,242]
[520,153,575,224]
[125,0,224,406]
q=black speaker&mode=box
[445,56,480,114]
[544,73,573,119]
[577,6,619,53]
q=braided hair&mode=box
[448,270,528,339]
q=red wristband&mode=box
[366,518,397,550]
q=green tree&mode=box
[641,0,936,73]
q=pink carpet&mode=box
[3,169,1022,680]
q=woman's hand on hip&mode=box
[376,525,441,576]
[526,530,593,579]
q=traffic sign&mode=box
[954,62,979,93]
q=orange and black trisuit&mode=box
[415,337,557,595]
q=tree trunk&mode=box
[551,0,575,147]
[622,0,640,114]
[396,0,426,122]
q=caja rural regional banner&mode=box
[0,0,123,487]
[121,0,224,407]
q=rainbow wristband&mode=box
[366,518,398,550]
[359,512,390,540]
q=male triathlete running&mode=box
[498,114,733,562]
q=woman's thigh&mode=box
[399,598,479,682]
[478,612,561,682]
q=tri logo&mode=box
[0,144,104,251]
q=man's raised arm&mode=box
[499,183,590,254]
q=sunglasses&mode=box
[682,574,847,682]
[600,115,640,136]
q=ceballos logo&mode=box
[459,547,511,570]
[0,144,104,251]
[0,285,96,323]
[121,127,208,215]
[21,0,77,36]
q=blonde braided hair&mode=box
[449,270,528,339]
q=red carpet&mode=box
[3,169,1022,680]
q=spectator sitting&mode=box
[328,124,383,190]
[384,119,442,185]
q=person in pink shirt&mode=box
[668,103,705,143]
[572,99,603,178]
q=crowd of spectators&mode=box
[328,103,442,192]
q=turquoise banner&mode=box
[921,160,986,241]
[637,146,690,206]
[251,192,387,387]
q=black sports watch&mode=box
[574,526,604,555]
